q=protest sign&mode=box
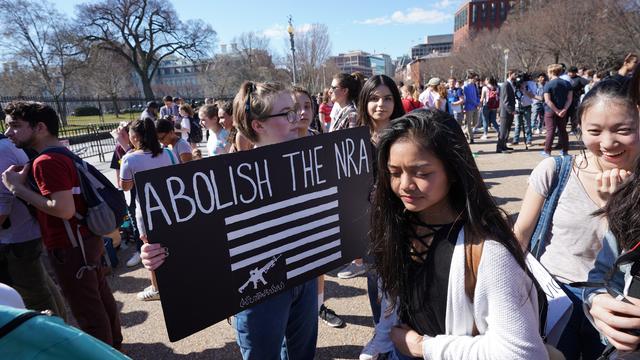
[135,127,373,342]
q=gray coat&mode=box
[499,80,515,119]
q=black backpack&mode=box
[188,116,203,143]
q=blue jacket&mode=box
[463,83,480,111]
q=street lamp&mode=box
[322,64,327,89]
[503,48,509,81]
[287,16,298,85]
[449,65,454,78]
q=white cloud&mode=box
[355,7,451,26]
[261,23,313,39]
[434,0,461,9]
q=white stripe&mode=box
[227,200,339,241]
[286,251,342,279]
[71,187,81,195]
[230,227,340,271]
[225,187,338,225]
[228,214,340,257]
[285,239,341,265]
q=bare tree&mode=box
[78,0,216,100]
[286,24,332,93]
[0,0,85,125]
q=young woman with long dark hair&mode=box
[371,109,546,359]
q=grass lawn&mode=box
[67,113,139,126]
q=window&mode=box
[472,4,477,23]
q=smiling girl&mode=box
[514,78,640,359]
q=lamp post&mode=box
[287,16,298,85]
[503,48,509,81]
[449,65,454,78]
[322,64,326,89]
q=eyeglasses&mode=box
[264,110,299,123]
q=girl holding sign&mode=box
[371,109,547,359]
[141,81,318,360]
[514,77,640,359]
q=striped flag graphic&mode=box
[225,186,342,281]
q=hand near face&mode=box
[590,293,640,351]
[596,168,632,206]
[390,324,424,358]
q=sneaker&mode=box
[337,262,366,279]
[319,304,344,328]
[511,141,519,146]
[136,287,160,301]
[480,134,488,140]
[533,129,540,135]
[126,251,141,267]
[360,334,383,360]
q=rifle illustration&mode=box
[238,255,282,294]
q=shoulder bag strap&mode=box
[464,236,485,336]
[0,311,47,339]
[164,148,177,165]
[530,155,573,258]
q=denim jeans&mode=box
[532,103,545,131]
[234,279,318,360]
[367,271,381,325]
[513,105,533,143]
[557,283,606,360]
[481,106,499,135]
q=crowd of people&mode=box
[0,51,639,360]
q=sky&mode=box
[54,0,463,59]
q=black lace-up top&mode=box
[398,216,464,337]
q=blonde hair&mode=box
[232,81,288,143]
[198,104,219,119]
[547,64,563,77]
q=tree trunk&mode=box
[111,95,120,118]
[140,75,155,101]
[53,96,68,127]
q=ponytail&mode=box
[334,73,363,103]
[130,118,162,157]
[232,81,286,143]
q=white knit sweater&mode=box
[421,229,548,359]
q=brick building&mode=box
[453,0,512,49]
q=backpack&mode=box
[0,305,130,359]
[35,147,127,238]
[487,88,500,110]
[188,116,203,144]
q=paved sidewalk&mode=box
[82,131,578,359]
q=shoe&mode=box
[126,251,141,267]
[511,142,519,146]
[136,287,160,301]
[337,262,366,279]
[505,146,514,151]
[539,151,550,158]
[533,129,540,135]
[496,148,503,153]
[480,134,488,140]
[526,141,533,146]
[319,304,345,328]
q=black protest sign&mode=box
[135,127,373,342]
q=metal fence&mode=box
[60,123,120,162]
[0,95,234,161]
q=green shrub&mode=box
[74,106,101,116]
